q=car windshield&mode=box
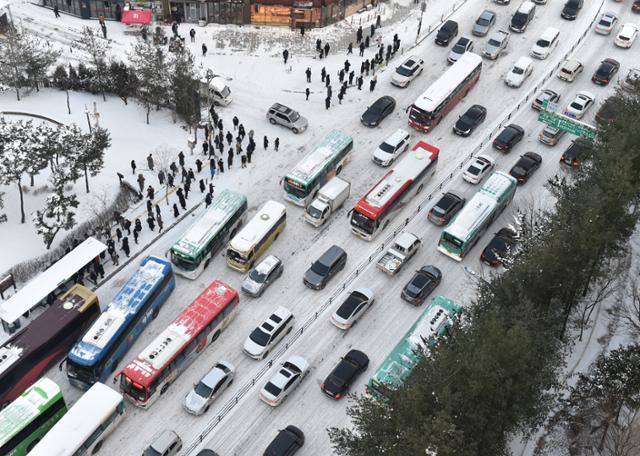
[396,65,413,76]
[536,39,550,47]
[542,128,558,138]
[227,248,249,263]
[570,101,583,110]
[289,111,300,122]
[311,260,330,276]
[467,165,481,175]
[512,66,524,75]
[263,382,282,397]
[379,142,395,153]
[194,381,214,398]
[249,268,267,283]
[453,43,466,53]
[477,17,490,26]
[599,18,611,26]
[143,448,163,456]
[306,205,323,219]
[249,327,270,346]
[488,38,501,46]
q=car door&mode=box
[284,372,300,397]
[352,299,368,322]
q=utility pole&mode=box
[415,1,426,44]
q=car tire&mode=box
[292,128,299,134]
[212,330,221,342]
[269,118,276,125]
[204,405,210,413]
[262,350,270,360]
[152,307,160,319]
[160,383,169,395]
[286,326,293,335]
[91,440,103,455]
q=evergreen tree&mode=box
[78,27,110,101]
[128,40,171,124]
[108,60,137,105]
[75,126,110,193]
[0,27,29,100]
[23,33,60,92]
[171,47,200,127]
[67,64,81,91]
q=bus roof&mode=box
[444,193,497,243]
[29,383,123,456]
[228,200,286,254]
[479,171,518,201]
[413,53,482,113]
[171,190,247,258]
[0,237,106,326]
[285,130,353,185]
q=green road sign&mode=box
[538,99,596,141]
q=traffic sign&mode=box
[538,99,596,141]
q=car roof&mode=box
[318,244,345,264]
[480,9,495,18]
[373,96,395,107]
[457,37,471,45]
[402,56,419,67]
[382,128,409,146]
[514,56,533,67]
[602,58,619,66]
[562,59,582,70]
[270,103,295,115]
[151,430,179,451]
[396,231,419,247]
[254,255,281,275]
[576,90,595,100]
[266,306,292,326]
[442,20,458,30]
[201,365,228,388]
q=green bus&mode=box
[367,296,462,398]
[283,130,353,207]
[170,189,248,279]
[0,378,67,456]
[438,171,517,261]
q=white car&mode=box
[614,23,638,48]
[183,361,235,415]
[243,306,294,359]
[330,287,375,330]
[505,57,533,88]
[391,56,424,87]
[259,356,309,407]
[462,155,495,184]
[372,129,411,166]
[594,12,618,35]
[564,91,595,120]
[447,37,474,64]
[530,28,559,59]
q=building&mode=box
[0,0,12,33]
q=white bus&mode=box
[226,200,287,272]
[29,383,125,456]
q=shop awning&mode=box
[121,10,152,25]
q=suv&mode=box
[435,20,459,46]
[560,139,592,167]
[143,430,182,456]
[241,255,284,297]
[493,124,525,152]
[538,125,565,146]
[510,1,536,33]
[558,59,584,82]
[267,103,308,134]
[243,306,295,359]
[303,245,347,290]
[372,129,411,166]
[263,426,305,456]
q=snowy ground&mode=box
[3,0,640,454]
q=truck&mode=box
[376,232,421,276]
[304,177,350,227]
[199,76,232,106]
[483,30,510,60]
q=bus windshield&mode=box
[120,376,147,402]
[442,232,464,248]
[350,211,376,235]
[227,249,250,264]
[170,252,199,271]
[66,360,96,385]
[283,180,308,199]
[410,106,434,125]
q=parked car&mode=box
[435,20,459,46]
[561,0,583,20]
[473,9,496,36]
[400,265,442,305]
[266,103,308,134]
[481,227,518,266]
[320,350,369,399]
[619,68,640,91]
[591,58,620,85]
[453,104,487,136]
[143,430,182,456]
[330,287,375,330]
[303,245,347,290]
[493,124,525,152]
[509,152,542,184]
[196,451,219,456]
[615,23,638,48]
[560,138,592,167]
[538,125,566,146]
[594,11,618,35]
[564,91,595,120]
[263,426,304,456]
[243,306,295,359]
[483,30,510,59]
[510,1,536,33]
[505,56,533,88]
[391,56,425,87]
[241,255,284,297]
[462,155,495,184]
[633,0,640,12]
[361,96,396,127]
[531,88,560,110]
[530,27,560,59]
[184,361,235,415]
[428,192,465,226]
[558,59,584,82]
[372,129,411,166]
[447,37,474,64]
[260,356,309,407]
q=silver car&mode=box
[259,355,309,407]
[241,255,283,297]
[472,10,496,37]
[330,287,375,330]
[184,361,235,415]
[266,103,308,134]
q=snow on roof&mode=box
[286,130,352,185]
[228,201,286,254]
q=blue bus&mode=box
[65,256,175,390]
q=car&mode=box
[530,27,559,59]
[330,287,375,330]
[259,356,309,407]
[435,20,459,46]
[481,227,518,266]
[509,152,542,184]
[243,306,295,359]
[360,96,396,127]
[303,244,347,290]
[372,129,411,166]
[493,124,525,152]
[400,265,442,305]
[196,451,219,456]
[483,30,510,59]
[263,426,304,456]
[428,192,465,226]
[614,23,638,48]
[453,104,487,136]
[321,350,369,399]
[538,125,566,146]
[510,1,536,33]
[594,11,618,35]
[391,56,424,87]
[558,59,584,82]
[619,68,640,91]
[564,91,595,120]
[462,155,495,184]
[591,58,620,86]
[633,0,640,12]
[241,255,283,298]
[531,88,560,111]
[561,0,583,20]
[183,361,235,415]
[505,56,533,88]
[473,9,496,36]
[447,37,474,64]
[143,430,182,456]
[560,138,592,167]
[266,103,308,134]
[494,0,511,4]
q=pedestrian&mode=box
[205,192,212,208]
[248,129,254,140]
[359,41,365,57]
[195,179,203,193]
[141,26,148,41]
[147,153,154,171]
[116,227,123,242]
[167,173,175,188]
[217,157,224,173]
[172,21,179,37]
[189,28,195,42]
[181,167,187,183]
[305,87,310,101]
[170,162,178,176]
[209,183,214,195]
[238,124,245,139]
[357,76,363,90]
[356,25,363,43]
[173,203,180,218]
[158,170,165,185]
[97,262,105,278]
[324,42,330,56]
[184,180,191,199]
[349,71,355,85]
[235,141,242,155]
[131,159,136,174]
[339,69,345,83]
[209,158,217,178]
[122,237,130,257]
[321,67,326,82]
[117,172,124,184]
[264,136,269,150]
[325,97,331,110]
[188,168,195,182]
[147,186,155,200]
[370,75,377,92]
[110,250,119,266]
[232,116,239,130]
[178,151,185,167]
[135,218,142,232]
[154,204,161,219]
[202,43,208,56]
[326,74,331,88]
[157,214,163,232]
[327,85,332,99]
[202,142,209,155]
[123,218,131,235]
[338,91,344,104]
[365,35,370,48]
[370,23,375,37]
[305,67,312,83]
[227,151,233,169]
[53,4,60,17]
[178,193,186,210]
[347,42,353,54]
[226,131,233,145]
[345,60,351,73]
[376,14,381,28]
[137,174,145,193]
[319,48,324,59]
[241,154,247,168]
[274,138,280,151]
[395,38,401,53]
[147,215,155,231]
[283,49,289,64]
[247,146,253,164]
[316,38,322,52]
[146,199,153,217]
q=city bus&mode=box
[0,285,100,406]
[29,382,125,456]
[66,256,175,390]
[367,296,462,398]
[283,130,353,206]
[225,200,286,272]
[350,141,439,241]
[170,189,248,279]
[438,171,518,261]
[408,52,482,132]
[0,378,67,456]
[117,280,239,409]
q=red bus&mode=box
[350,142,439,241]
[0,285,100,407]
[408,52,482,132]
[117,280,239,409]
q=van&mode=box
[510,1,536,33]
[530,27,559,59]
[201,76,232,106]
[303,245,347,290]
[435,20,459,46]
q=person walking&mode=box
[238,124,246,139]
[123,218,132,235]
[146,199,153,218]
[338,91,344,104]
[202,142,209,155]
[349,71,355,85]
[263,136,269,150]
[232,116,239,130]
[217,157,224,173]
[109,250,119,267]
[121,237,130,257]
[115,227,123,242]
[305,87,310,101]
[370,23,375,37]
[199,179,206,193]
[209,158,216,178]
[241,154,247,168]
[147,153,154,171]
[117,172,124,184]
[184,180,191,199]
[226,131,233,145]
[283,49,289,64]
[187,168,195,182]
[321,67,326,83]
[130,159,136,174]
[170,162,178,176]
[376,14,381,28]
[339,69,345,83]
[178,151,185,168]
[357,76,363,90]
[147,185,155,200]
[365,35,370,48]
[235,141,242,156]
[359,41,365,57]
[154,204,161,219]
[178,193,187,210]
[158,170,165,185]
[137,174,145,194]
[370,75,377,92]
[247,145,253,164]
[327,85,332,100]
[181,167,188,183]
[205,192,212,208]
[316,38,322,52]
[134,218,142,233]
[347,42,353,54]
[227,149,233,169]
[325,97,331,110]
[356,25,363,43]
[53,4,60,17]
[167,173,175,188]
[248,129,254,140]
[189,28,196,42]
[202,43,208,56]
[274,138,280,151]
[147,215,155,231]
[324,42,330,56]
[195,158,203,173]
[305,67,312,83]
[326,74,331,88]
[157,214,163,232]
[133,227,139,244]
[173,203,180,218]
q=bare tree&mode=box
[152,145,177,206]
[608,269,640,339]
[594,407,640,456]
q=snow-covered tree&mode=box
[74,126,110,193]
[23,33,60,92]
[77,27,110,101]
[128,40,171,124]
[171,47,200,129]
[108,60,137,105]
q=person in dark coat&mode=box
[232,116,239,130]
[365,35,370,48]
[170,162,178,175]
[357,76,363,90]
[155,204,161,218]
[54,4,60,17]
[147,186,155,200]
[263,136,269,150]
[359,41,365,57]
[195,159,203,173]
[217,119,223,131]
[326,74,331,88]
[370,23,375,37]
[167,173,175,188]
[325,97,331,110]
[305,67,312,83]
[345,60,351,73]
[338,92,344,104]
[227,150,233,169]
[134,218,142,232]
[157,214,164,232]
[274,138,280,151]
[238,125,245,138]
[147,153,154,171]
[217,157,224,173]
[349,71,355,85]
[356,25,363,43]
[137,174,145,193]
[370,75,377,92]
[241,155,247,168]
[305,87,310,101]
[178,194,186,210]
[147,216,155,231]
[209,183,214,195]
[316,38,322,52]
[146,199,153,215]
[202,142,208,155]
[121,237,130,257]
[226,131,233,145]
[347,42,353,54]
[209,158,216,178]
[178,151,185,167]
[321,67,326,82]
[324,42,330,56]
[282,49,289,64]
[189,28,196,42]
[187,168,195,182]
[202,43,208,56]
[123,218,132,235]
[205,192,212,208]
[339,69,345,83]
[173,204,180,218]
[199,179,206,193]
[181,167,188,183]
[158,170,165,185]
[184,181,191,199]
[247,146,253,164]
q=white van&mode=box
[510,1,536,33]
[201,76,232,106]
[530,27,560,59]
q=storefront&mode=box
[170,0,248,24]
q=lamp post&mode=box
[415,0,426,44]
[84,105,92,133]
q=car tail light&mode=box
[335,393,342,399]
[320,383,325,391]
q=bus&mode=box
[350,141,439,241]
[0,285,100,406]
[225,200,286,272]
[367,296,462,398]
[408,52,482,132]
[29,383,125,456]
[117,280,239,409]
[438,171,517,261]
[66,256,175,390]
[0,378,67,456]
[283,130,353,206]
[170,189,248,279]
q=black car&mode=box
[428,192,465,226]
[560,138,592,168]
[303,245,347,290]
[321,350,369,400]
[509,152,542,184]
[361,96,396,127]
[435,20,459,46]
[591,58,620,86]
[196,451,220,456]
[263,426,305,456]
[561,0,583,20]
[453,104,487,137]
[400,265,442,305]
[492,124,525,152]
[480,227,518,266]
[634,0,640,12]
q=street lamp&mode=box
[84,105,92,133]
[415,1,426,44]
